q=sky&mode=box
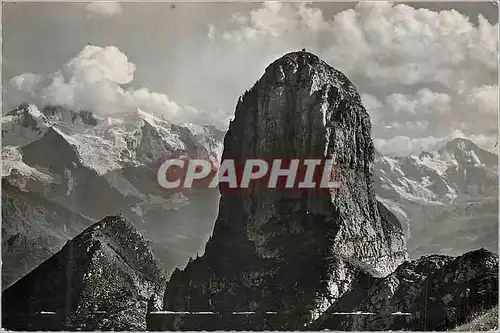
[2,1,499,156]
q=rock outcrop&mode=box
[161,51,408,329]
[2,216,165,331]
[310,248,498,331]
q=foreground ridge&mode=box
[2,216,165,331]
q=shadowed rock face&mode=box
[2,216,165,331]
[162,51,408,328]
[310,248,498,331]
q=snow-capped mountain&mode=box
[3,104,223,172]
[2,104,99,147]
[374,138,498,258]
[2,103,224,285]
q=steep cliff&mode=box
[161,51,408,329]
[2,216,165,331]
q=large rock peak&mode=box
[161,51,408,329]
[224,50,407,272]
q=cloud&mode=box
[385,89,452,116]
[465,85,499,115]
[207,2,497,154]
[8,45,227,127]
[208,24,216,41]
[361,93,384,124]
[87,1,122,17]
[374,130,497,156]
[325,3,497,91]
[10,73,42,92]
[385,121,430,131]
[216,2,497,89]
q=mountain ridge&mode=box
[2,215,165,331]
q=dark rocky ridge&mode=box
[2,216,165,331]
[310,248,498,330]
[161,51,408,329]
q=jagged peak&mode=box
[136,108,171,127]
[76,216,148,248]
[5,103,100,128]
[438,137,495,157]
[235,50,365,128]
[262,50,358,92]
[5,103,44,118]
[418,151,434,159]
[264,51,324,73]
[42,105,100,127]
[455,247,497,262]
[437,137,497,166]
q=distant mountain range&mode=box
[374,137,498,257]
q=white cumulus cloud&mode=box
[374,130,497,156]
[208,1,497,154]
[466,85,499,115]
[385,89,452,116]
[8,45,227,127]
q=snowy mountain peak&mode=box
[41,105,100,127]
[418,151,434,160]
[2,104,52,146]
[2,104,101,147]
[375,138,497,206]
[5,103,44,119]
[3,103,225,175]
[443,137,478,152]
[438,137,496,167]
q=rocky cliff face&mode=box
[310,248,498,331]
[2,216,165,331]
[162,51,408,328]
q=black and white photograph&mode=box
[1,0,498,331]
